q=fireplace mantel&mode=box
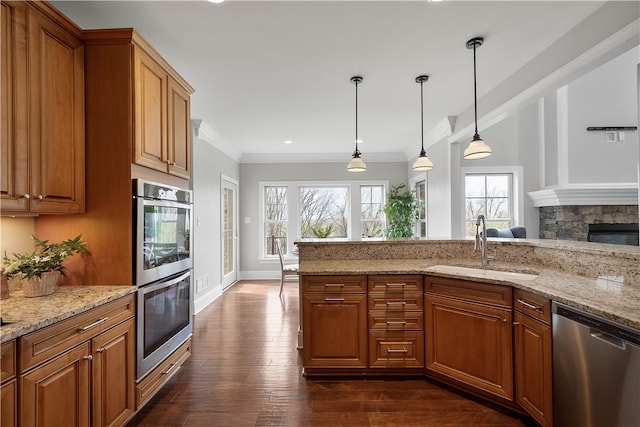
[528,184,639,207]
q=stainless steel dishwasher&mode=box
[552,301,640,427]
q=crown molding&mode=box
[192,119,242,162]
[527,183,639,207]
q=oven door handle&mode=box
[139,270,191,294]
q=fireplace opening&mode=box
[587,223,639,246]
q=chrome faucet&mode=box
[474,214,494,267]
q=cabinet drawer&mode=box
[19,294,135,372]
[368,311,424,331]
[425,276,512,308]
[368,275,423,293]
[368,293,423,311]
[369,331,424,368]
[513,288,551,325]
[136,338,191,410]
[303,275,366,294]
[1,340,16,382]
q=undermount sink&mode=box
[425,264,539,281]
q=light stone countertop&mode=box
[0,285,137,343]
[299,257,640,330]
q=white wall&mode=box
[568,47,639,184]
[192,134,240,312]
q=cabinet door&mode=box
[1,1,29,212]
[1,379,17,427]
[303,294,368,368]
[20,343,91,427]
[92,319,135,427]
[134,47,168,173]
[514,311,553,427]
[425,294,513,401]
[26,5,84,214]
[167,77,191,179]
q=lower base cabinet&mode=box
[1,379,17,427]
[136,338,192,410]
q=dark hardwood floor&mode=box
[128,280,531,426]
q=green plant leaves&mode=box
[382,184,418,239]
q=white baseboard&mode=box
[194,285,222,314]
[238,271,281,280]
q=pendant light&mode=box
[463,37,492,160]
[412,75,434,171]
[347,76,366,172]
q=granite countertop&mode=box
[0,285,137,343]
[299,258,640,330]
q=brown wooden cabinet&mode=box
[425,276,514,402]
[18,295,135,427]
[1,340,17,427]
[368,275,424,369]
[1,1,84,215]
[513,289,553,427]
[302,275,368,370]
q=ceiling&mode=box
[51,0,611,162]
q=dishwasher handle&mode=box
[590,329,627,350]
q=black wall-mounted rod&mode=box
[586,126,637,131]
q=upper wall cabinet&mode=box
[84,29,194,181]
[1,1,85,215]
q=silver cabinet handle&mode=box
[96,348,105,353]
[387,349,408,353]
[386,301,407,306]
[324,283,345,288]
[37,194,43,200]
[78,317,109,332]
[516,299,543,313]
[386,321,407,326]
[162,363,178,375]
[324,298,345,302]
[83,355,93,361]
[22,193,30,199]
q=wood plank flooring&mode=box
[127,280,532,427]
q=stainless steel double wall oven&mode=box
[133,179,193,380]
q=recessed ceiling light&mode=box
[283,140,293,144]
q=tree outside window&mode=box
[464,174,512,237]
[265,186,287,255]
[299,186,349,238]
[414,180,427,238]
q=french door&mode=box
[221,175,238,289]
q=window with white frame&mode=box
[360,185,384,238]
[413,179,427,238]
[464,173,513,237]
[260,180,387,258]
[264,186,288,255]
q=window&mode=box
[413,180,427,238]
[264,186,288,255]
[464,173,513,237]
[360,185,384,238]
[260,180,387,258]
[299,186,349,238]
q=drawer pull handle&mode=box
[386,302,406,306]
[386,321,407,326]
[162,363,178,375]
[96,348,105,353]
[387,348,408,353]
[78,317,109,332]
[324,283,345,288]
[516,299,543,313]
[83,355,93,361]
[385,283,407,288]
[324,298,345,302]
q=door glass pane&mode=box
[223,187,234,275]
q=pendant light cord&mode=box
[355,79,359,153]
[420,79,425,152]
[473,42,479,139]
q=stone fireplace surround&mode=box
[539,205,639,241]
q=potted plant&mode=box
[2,234,89,297]
[382,184,418,239]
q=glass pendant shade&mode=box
[463,135,492,160]
[412,150,433,171]
[347,152,366,172]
